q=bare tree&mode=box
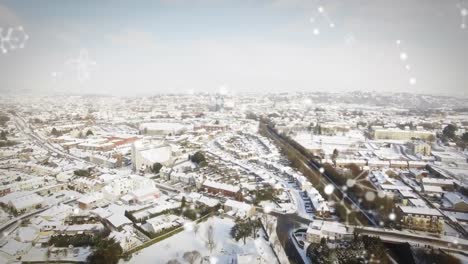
[251,218,260,239]
[183,251,201,264]
[206,225,216,253]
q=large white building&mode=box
[306,220,352,243]
[139,122,189,136]
[131,140,175,171]
[102,175,156,200]
[373,128,435,141]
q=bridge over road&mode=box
[356,226,468,255]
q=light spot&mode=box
[346,179,356,187]
[377,191,386,198]
[389,213,396,221]
[400,52,408,61]
[324,184,334,195]
[461,8,468,16]
[365,191,376,202]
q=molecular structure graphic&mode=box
[396,40,417,86]
[0,26,29,54]
[50,71,63,83]
[320,167,396,227]
[457,2,468,29]
[66,49,97,82]
[309,5,335,36]
[344,33,357,46]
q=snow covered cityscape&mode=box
[0,92,467,264]
[1,0,468,263]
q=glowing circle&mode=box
[324,184,334,195]
[399,52,408,61]
[346,179,356,187]
[365,191,376,202]
[378,191,386,198]
[461,8,468,16]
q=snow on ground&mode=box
[260,200,295,215]
[294,132,364,156]
[123,216,278,264]
[290,188,313,220]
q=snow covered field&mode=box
[122,216,278,264]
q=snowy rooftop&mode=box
[398,206,442,216]
[203,180,240,193]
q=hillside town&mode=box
[0,92,467,264]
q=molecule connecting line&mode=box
[0,26,29,54]
[396,40,417,86]
[309,5,335,35]
[66,49,97,82]
[344,33,357,46]
[457,3,468,29]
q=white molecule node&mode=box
[365,191,376,202]
[324,184,334,195]
[0,26,29,55]
[346,179,356,187]
[461,8,468,16]
[399,52,408,61]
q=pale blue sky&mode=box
[0,0,467,96]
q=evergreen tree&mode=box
[230,218,256,245]
[0,130,7,140]
[151,162,162,173]
[442,124,457,140]
[51,127,61,137]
